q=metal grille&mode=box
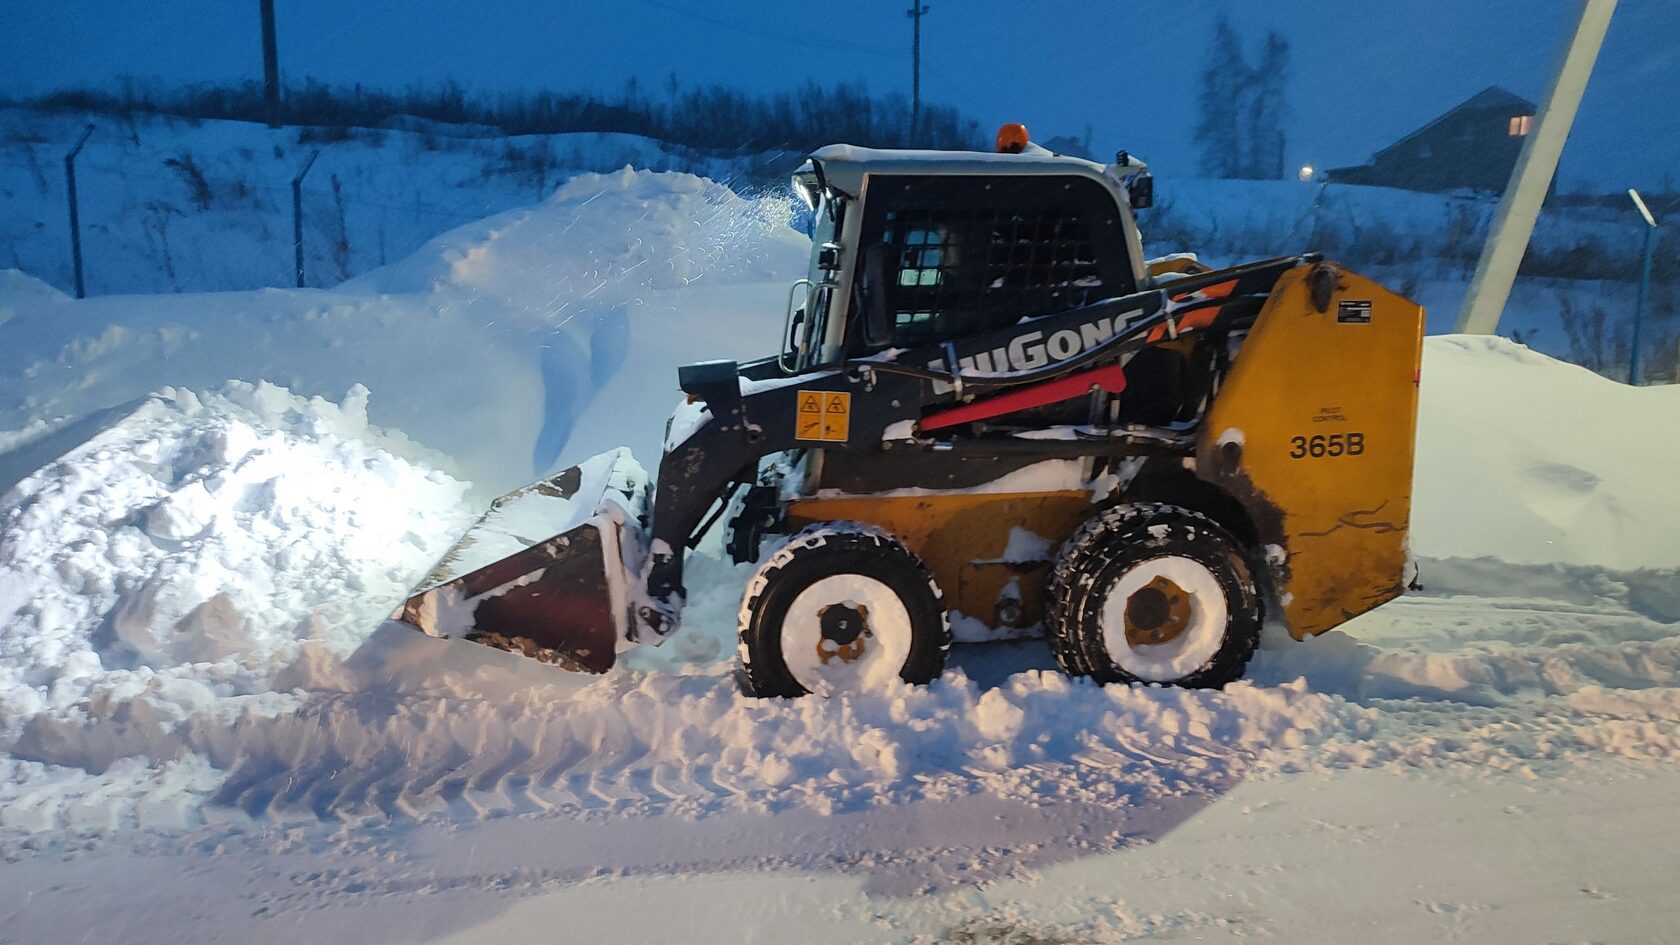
[883,206,1105,347]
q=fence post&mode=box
[1627,189,1660,385]
[292,149,320,288]
[64,124,95,299]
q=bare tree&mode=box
[1249,32,1291,180]
[1197,17,1291,180]
[1196,17,1245,179]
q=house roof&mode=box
[1374,86,1538,162]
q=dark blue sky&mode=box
[3,0,1673,192]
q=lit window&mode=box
[1508,115,1533,136]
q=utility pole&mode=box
[64,124,95,299]
[293,149,320,287]
[1454,0,1617,334]
[260,0,281,127]
[906,3,929,143]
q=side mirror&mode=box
[678,359,742,411]
[860,243,894,346]
[1128,173,1154,210]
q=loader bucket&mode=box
[395,448,649,673]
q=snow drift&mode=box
[1413,335,1680,569]
[0,382,469,741]
[354,167,803,312]
[0,168,807,495]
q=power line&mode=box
[919,66,993,121]
[627,0,907,58]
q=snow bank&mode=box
[0,270,67,306]
[0,382,470,748]
[0,168,807,493]
[1413,335,1680,569]
[355,166,805,316]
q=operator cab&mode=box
[777,130,1188,429]
[779,133,1155,376]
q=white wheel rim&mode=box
[1098,555,1228,682]
[780,574,914,695]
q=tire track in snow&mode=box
[8,586,1680,839]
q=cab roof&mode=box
[807,143,1144,200]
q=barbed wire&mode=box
[1,156,537,221]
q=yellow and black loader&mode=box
[397,128,1425,697]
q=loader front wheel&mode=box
[1048,504,1261,688]
[738,524,950,698]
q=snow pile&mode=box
[1412,335,1680,568]
[0,168,807,493]
[0,382,470,746]
[356,166,804,316]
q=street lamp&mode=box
[1628,188,1660,384]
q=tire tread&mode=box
[737,522,950,697]
[1046,503,1261,688]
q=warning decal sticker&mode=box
[796,390,851,443]
[821,392,850,442]
[796,391,824,440]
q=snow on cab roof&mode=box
[807,143,1138,198]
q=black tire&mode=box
[738,523,950,698]
[1046,503,1261,688]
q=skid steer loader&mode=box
[397,126,1425,696]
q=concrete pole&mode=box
[1454,0,1617,334]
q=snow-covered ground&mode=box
[2,160,1678,942]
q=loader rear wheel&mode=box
[738,523,950,698]
[1047,504,1261,688]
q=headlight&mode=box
[792,170,820,210]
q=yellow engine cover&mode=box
[784,492,1096,637]
[1195,263,1424,639]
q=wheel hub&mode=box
[815,602,871,664]
[1123,576,1193,647]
